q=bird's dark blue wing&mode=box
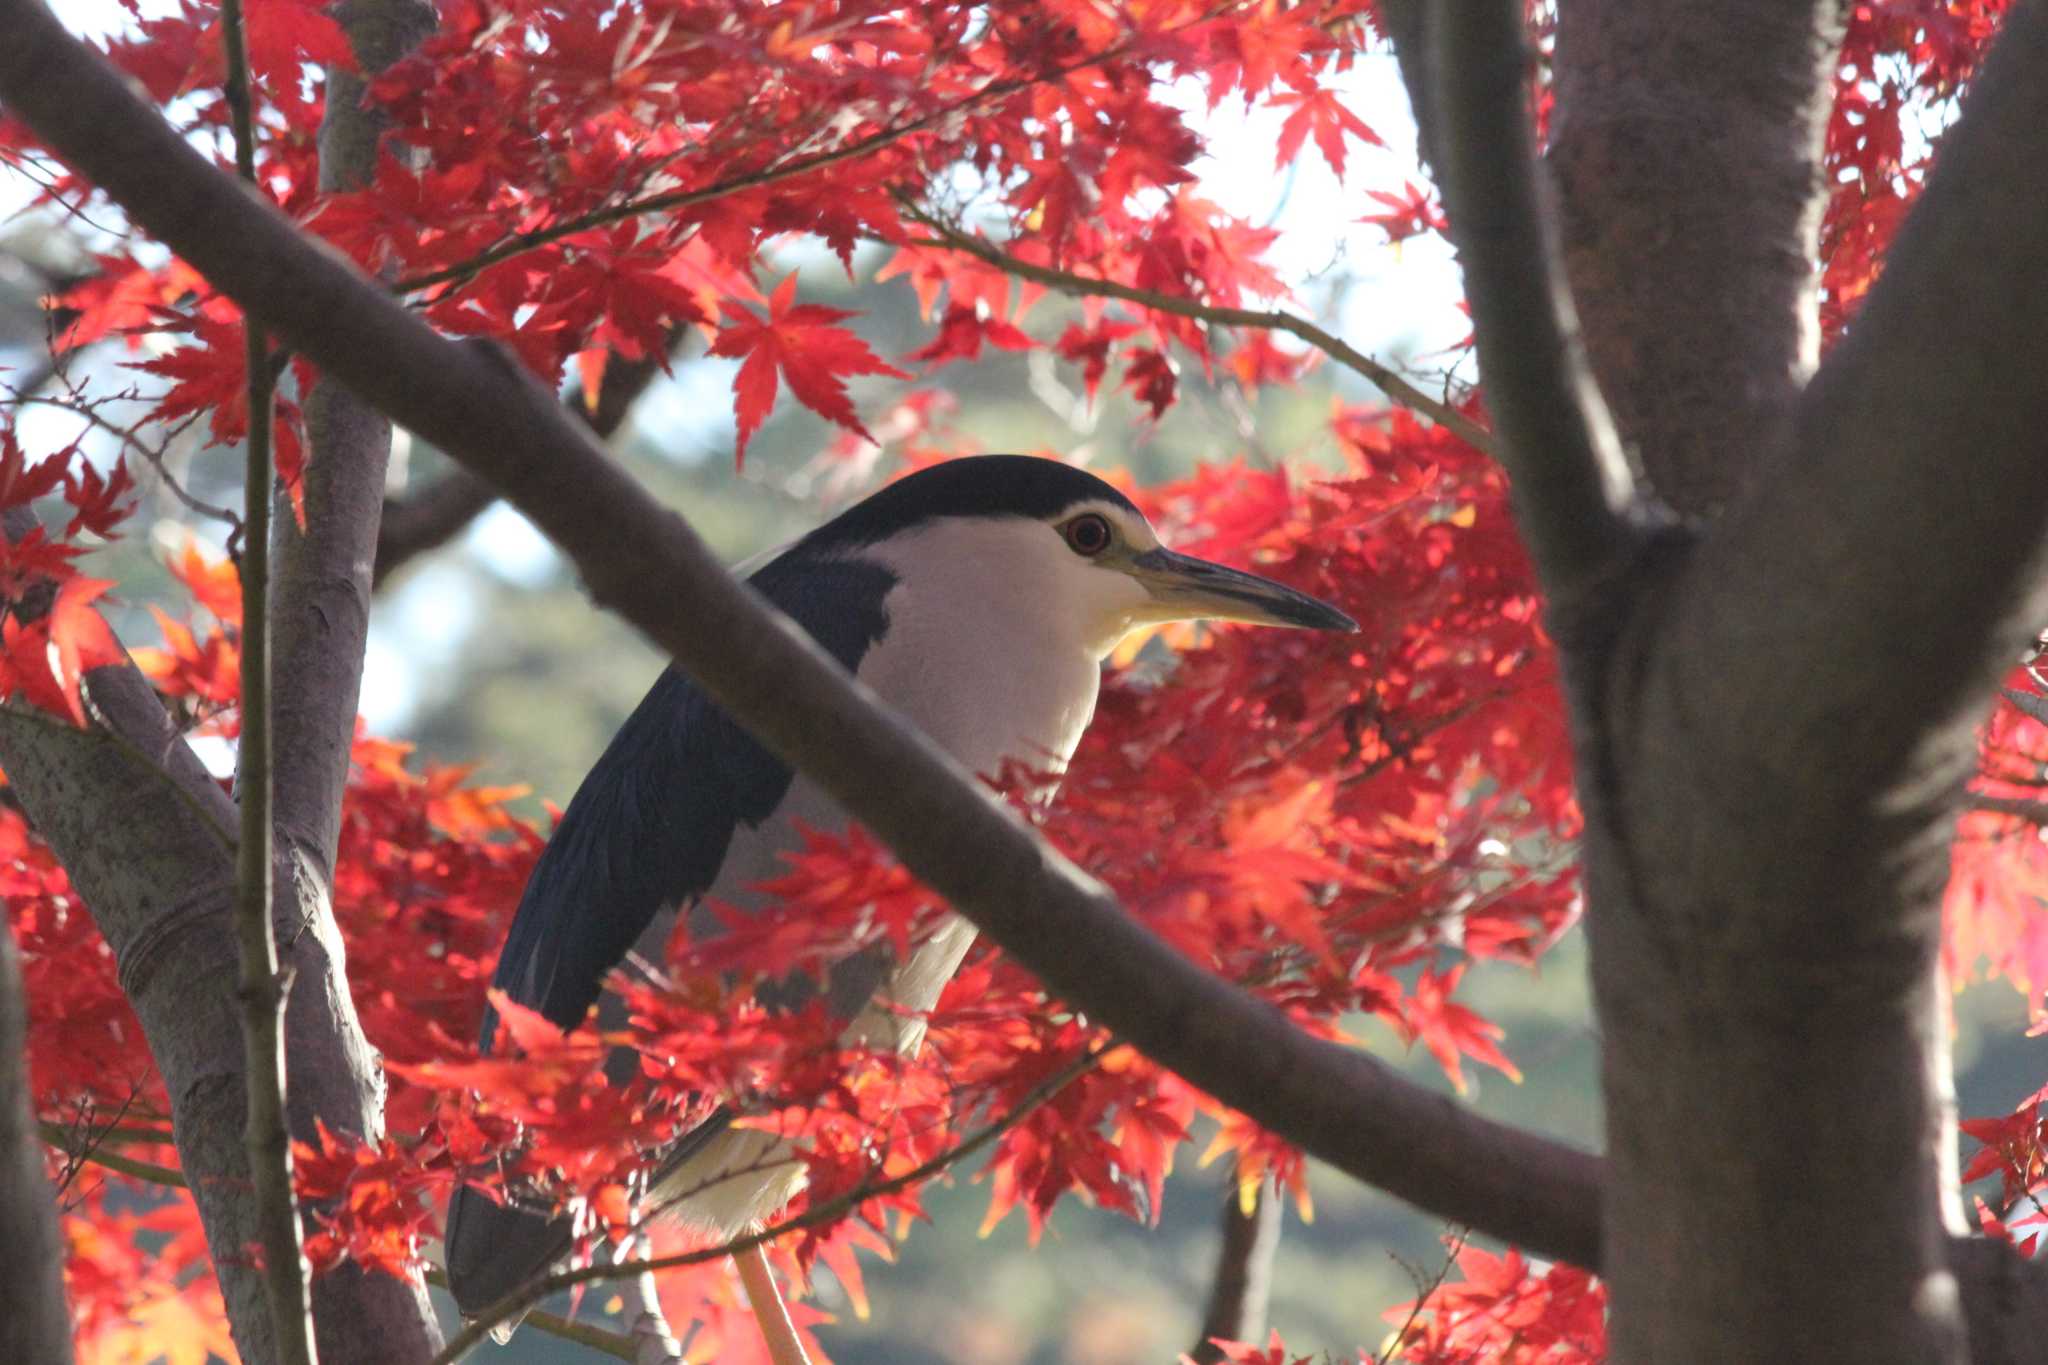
[444,553,893,1317]
[484,554,897,1034]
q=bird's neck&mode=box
[847,537,1106,784]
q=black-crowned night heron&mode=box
[444,455,1353,1361]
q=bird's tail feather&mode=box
[443,1178,575,1328]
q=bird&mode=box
[443,454,1354,1362]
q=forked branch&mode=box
[1384,0,1644,609]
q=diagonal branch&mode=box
[1385,0,1644,611]
[898,207,1496,454]
[0,0,1604,1276]
[371,467,495,589]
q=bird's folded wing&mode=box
[444,555,897,1316]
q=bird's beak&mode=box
[1128,548,1357,632]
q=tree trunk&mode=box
[0,925,74,1365]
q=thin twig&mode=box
[221,6,316,1363]
[429,1042,1113,1365]
[420,1269,637,1361]
[1964,794,2048,824]
[2,386,241,528]
[1375,1226,1469,1363]
[898,205,1496,455]
[39,1121,188,1188]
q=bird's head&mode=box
[797,456,1356,659]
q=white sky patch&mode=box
[463,502,563,589]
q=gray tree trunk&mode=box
[1388,0,2048,1359]
[0,924,74,1365]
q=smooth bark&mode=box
[1186,1175,1282,1364]
[0,928,75,1365]
[1548,0,1845,516]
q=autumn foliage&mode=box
[1,0,2042,1361]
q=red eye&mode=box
[1062,513,1112,556]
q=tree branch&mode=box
[371,467,495,589]
[896,206,1495,455]
[1543,0,1845,516]
[1385,1,1644,610]
[1186,1171,1282,1364]
[221,2,316,1357]
[258,1,450,1354]
[1681,0,2048,804]
[1,929,75,1365]
[1965,794,2048,824]
[0,9,442,1363]
[40,1121,189,1189]
[371,336,676,589]
[0,0,1610,1273]
[0,656,285,1357]
[268,0,432,885]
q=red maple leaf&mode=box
[1121,346,1178,420]
[1408,965,1522,1094]
[1055,320,1140,406]
[905,303,1035,368]
[0,427,68,511]
[1361,181,1447,245]
[708,274,908,466]
[1271,85,1382,176]
[0,577,122,726]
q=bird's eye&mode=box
[1061,513,1113,557]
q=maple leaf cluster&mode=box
[6,419,1576,1356]
[1383,1243,1606,1365]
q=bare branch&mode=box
[1185,1171,1282,1364]
[1,930,75,1365]
[0,0,1608,1272]
[899,206,1495,454]
[2,383,242,528]
[371,467,494,589]
[221,2,317,1357]
[40,1121,189,1189]
[420,1270,638,1362]
[372,336,675,589]
[1388,1,1644,609]
[1965,794,2048,824]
